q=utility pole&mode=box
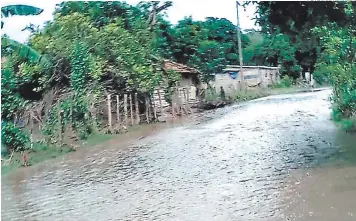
[236,1,244,86]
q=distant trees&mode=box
[248,1,356,130]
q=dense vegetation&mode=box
[1,1,355,159]
[249,1,355,130]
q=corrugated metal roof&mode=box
[224,65,280,70]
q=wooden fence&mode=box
[12,88,197,149]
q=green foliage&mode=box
[43,95,93,141]
[1,5,43,18]
[273,75,293,88]
[1,61,26,120]
[1,36,51,67]
[1,123,29,153]
[1,4,43,28]
[312,4,355,131]
[250,1,355,76]
[1,4,48,69]
[196,40,226,82]
[70,41,91,92]
[160,17,249,82]
[203,86,219,103]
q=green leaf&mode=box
[1,36,51,68]
[1,5,43,18]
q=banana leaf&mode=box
[1,5,43,17]
[1,36,51,68]
[1,5,43,28]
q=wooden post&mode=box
[29,109,34,149]
[153,99,157,121]
[58,99,63,145]
[148,97,152,122]
[70,97,73,129]
[171,96,176,118]
[176,87,181,116]
[107,94,113,133]
[236,1,244,87]
[181,89,189,115]
[129,94,134,126]
[90,96,98,132]
[145,97,150,123]
[157,87,163,114]
[135,93,140,124]
[185,87,193,113]
[124,94,128,127]
[116,95,120,128]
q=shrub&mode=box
[274,75,294,88]
[203,86,220,103]
[1,123,29,154]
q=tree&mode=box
[252,1,355,75]
[146,1,173,30]
[160,16,250,82]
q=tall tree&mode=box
[253,1,355,74]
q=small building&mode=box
[153,60,201,110]
[213,65,280,94]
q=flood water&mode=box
[2,89,356,221]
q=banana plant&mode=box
[1,4,50,67]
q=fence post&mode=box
[171,95,176,118]
[29,109,34,149]
[89,95,98,132]
[157,87,163,114]
[107,94,113,133]
[185,87,192,113]
[124,94,128,127]
[146,97,150,123]
[135,93,140,124]
[153,99,157,121]
[57,99,63,145]
[70,97,73,130]
[148,97,152,122]
[130,93,134,126]
[116,95,120,129]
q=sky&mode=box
[1,0,259,43]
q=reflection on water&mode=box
[2,89,356,221]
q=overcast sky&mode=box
[1,0,258,43]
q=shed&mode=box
[213,65,280,94]
[153,60,202,111]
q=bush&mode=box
[203,86,220,103]
[1,123,29,154]
[235,89,268,101]
[273,75,294,88]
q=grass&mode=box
[1,133,116,175]
[331,108,356,132]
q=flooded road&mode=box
[2,89,356,221]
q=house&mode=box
[213,65,280,94]
[152,60,202,111]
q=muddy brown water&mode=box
[2,89,356,221]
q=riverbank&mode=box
[1,85,331,175]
